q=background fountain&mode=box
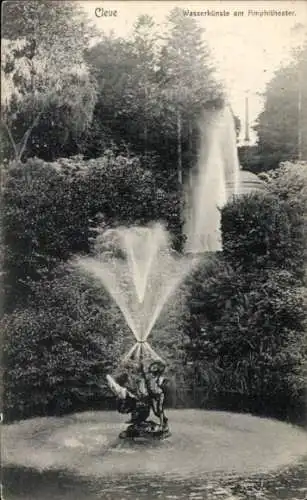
[74,106,241,361]
[184,106,240,253]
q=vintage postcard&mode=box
[1,1,307,499]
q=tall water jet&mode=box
[184,106,240,254]
[74,224,195,362]
[73,105,240,363]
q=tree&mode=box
[254,38,307,170]
[84,34,138,154]
[157,7,225,185]
[84,9,224,188]
[85,20,163,160]
[125,15,162,155]
[1,1,98,162]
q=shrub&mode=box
[188,265,306,393]
[262,161,307,276]
[186,193,307,421]
[82,152,184,249]
[262,161,307,207]
[2,157,98,311]
[2,153,183,311]
[2,265,129,421]
[221,192,305,278]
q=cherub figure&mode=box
[141,360,168,430]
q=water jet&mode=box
[73,105,256,369]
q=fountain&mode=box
[5,110,307,484]
[74,223,195,362]
[72,106,240,438]
[184,106,240,253]
[73,106,240,440]
[74,223,197,439]
[74,105,240,364]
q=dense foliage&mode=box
[1,154,183,311]
[221,192,305,279]
[263,161,307,213]
[2,5,224,187]
[262,161,307,268]
[2,266,127,421]
[2,157,96,310]
[2,2,306,425]
[252,39,307,171]
[186,192,307,421]
[1,1,98,163]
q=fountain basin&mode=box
[3,409,306,480]
[226,169,267,196]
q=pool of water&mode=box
[3,410,307,499]
[3,458,307,500]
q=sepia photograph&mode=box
[1,1,307,499]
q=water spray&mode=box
[75,223,195,364]
[74,106,241,364]
[123,340,164,364]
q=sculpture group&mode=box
[107,359,170,439]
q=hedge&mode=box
[2,266,128,421]
[186,192,307,422]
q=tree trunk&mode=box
[2,107,44,164]
[188,119,193,188]
[298,70,302,161]
[144,123,148,158]
[177,109,182,185]
[144,85,148,156]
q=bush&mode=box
[221,192,305,278]
[262,161,307,275]
[186,193,307,421]
[188,265,306,392]
[2,265,129,422]
[2,157,98,310]
[83,152,182,234]
[2,153,183,311]
[262,161,307,206]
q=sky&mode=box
[80,1,307,144]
